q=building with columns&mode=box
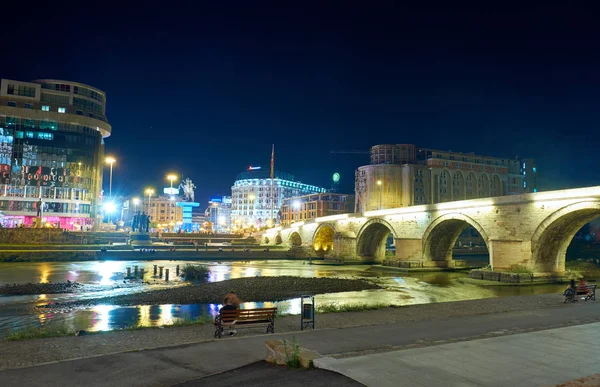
[0,78,111,229]
[355,144,536,212]
[231,167,326,228]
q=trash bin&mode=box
[300,295,315,331]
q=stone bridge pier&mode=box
[262,187,600,273]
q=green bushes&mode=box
[180,264,210,281]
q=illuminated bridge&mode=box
[262,186,600,273]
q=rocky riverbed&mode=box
[1,281,146,296]
[38,276,382,309]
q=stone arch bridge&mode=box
[262,186,600,273]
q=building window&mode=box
[7,101,16,107]
[25,103,32,109]
[42,105,50,111]
[533,167,536,173]
[58,107,66,113]
[76,110,83,116]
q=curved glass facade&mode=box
[0,79,111,229]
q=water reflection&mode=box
[0,258,566,336]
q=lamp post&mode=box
[377,180,383,210]
[145,188,154,214]
[132,197,140,213]
[167,174,177,191]
[105,157,116,197]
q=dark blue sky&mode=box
[2,2,599,204]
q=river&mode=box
[0,258,564,336]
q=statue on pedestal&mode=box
[180,178,196,202]
[145,215,151,232]
[36,199,43,218]
[132,211,140,232]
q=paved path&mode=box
[0,300,598,386]
[315,323,600,387]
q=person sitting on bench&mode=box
[219,293,240,336]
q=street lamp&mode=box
[145,188,154,214]
[132,197,140,212]
[105,157,116,197]
[377,180,383,210]
[167,174,177,190]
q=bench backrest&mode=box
[219,307,277,320]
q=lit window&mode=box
[524,181,527,188]
[58,107,66,113]
[42,105,50,111]
[533,167,537,173]
[533,188,537,193]
[7,101,16,107]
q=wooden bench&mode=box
[564,284,596,303]
[214,307,277,338]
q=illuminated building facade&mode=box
[356,144,537,212]
[280,192,354,226]
[231,167,326,228]
[147,195,183,226]
[0,79,111,229]
[207,196,232,232]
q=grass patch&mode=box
[122,314,214,331]
[4,324,75,341]
[565,261,600,280]
[180,264,210,281]
[316,302,391,313]
[509,264,533,274]
[283,336,301,369]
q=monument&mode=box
[176,178,199,232]
[130,210,153,246]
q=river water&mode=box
[0,258,564,336]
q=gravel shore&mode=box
[38,276,382,309]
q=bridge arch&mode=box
[312,223,336,253]
[275,234,283,245]
[531,201,600,272]
[356,218,398,262]
[289,231,302,247]
[422,213,490,262]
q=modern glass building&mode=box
[231,167,326,228]
[0,79,111,229]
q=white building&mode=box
[231,168,326,228]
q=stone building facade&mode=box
[355,144,536,212]
[280,192,354,226]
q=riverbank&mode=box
[2,292,594,372]
[38,276,383,309]
[0,280,147,296]
[0,250,295,262]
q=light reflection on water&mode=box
[0,258,565,336]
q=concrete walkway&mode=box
[315,323,600,387]
[1,301,598,386]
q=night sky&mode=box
[2,3,599,204]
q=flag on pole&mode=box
[270,144,275,179]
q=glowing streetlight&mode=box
[145,188,154,214]
[105,156,116,197]
[132,197,140,212]
[377,180,383,210]
[167,174,177,189]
